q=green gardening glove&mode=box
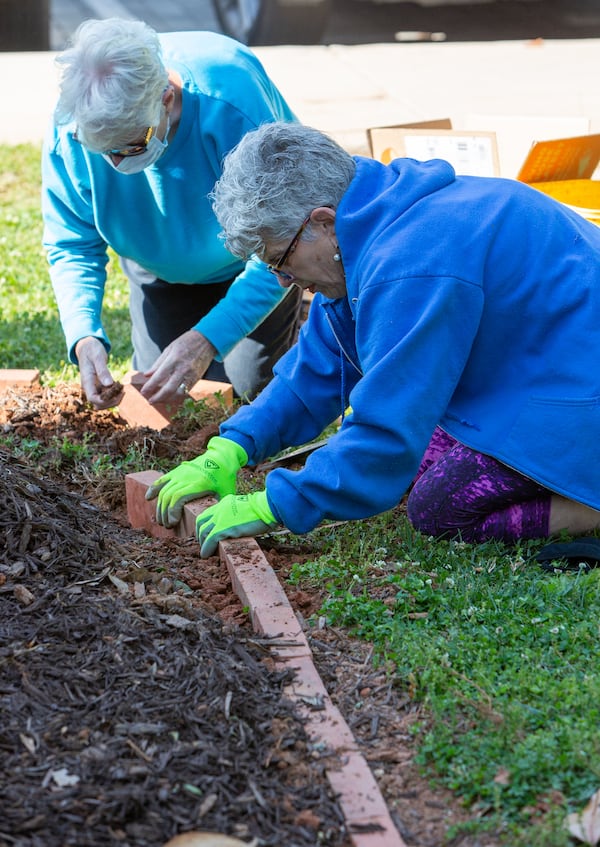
[195,490,279,558]
[145,436,248,528]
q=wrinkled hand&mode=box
[140,329,217,405]
[145,436,248,527]
[76,336,122,410]
[196,490,279,558]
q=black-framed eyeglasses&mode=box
[267,215,311,281]
[72,125,155,158]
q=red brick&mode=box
[220,539,406,846]
[117,371,233,430]
[277,654,358,750]
[0,369,40,390]
[327,750,393,822]
[303,699,359,755]
[177,496,216,538]
[350,828,408,847]
[189,379,233,407]
[118,383,177,430]
[278,653,329,701]
[220,540,311,656]
[327,751,407,846]
[125,470,215,539]
[125,471,176,539]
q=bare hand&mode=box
[140,329,217,405]
[75,336,123,409]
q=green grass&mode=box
[3,142,599,845]
[0,143,132,383]
[290,514,600,844]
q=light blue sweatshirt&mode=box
[41,31,297,363]
[221,156,600,533]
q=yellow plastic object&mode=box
[517,134,600,184]
[529,179,600,225]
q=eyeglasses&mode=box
[267,215,311,281]
[72,125,156,157]
[105,125,155,158]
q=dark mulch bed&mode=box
[0,450,348,847]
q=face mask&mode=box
[103,117,170,175]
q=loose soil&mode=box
[0,383,504,847]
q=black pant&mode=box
[123,257,302,400]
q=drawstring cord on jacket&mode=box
[339,347,347,424]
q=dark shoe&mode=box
[535,537,600,572]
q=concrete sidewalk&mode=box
[6,36,600,176]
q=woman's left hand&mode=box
[195,491,279,557]
[140,329,217,404]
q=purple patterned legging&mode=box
[406,427,552,543]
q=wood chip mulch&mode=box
[0,449,349,847]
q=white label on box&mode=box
[402,134,498,177]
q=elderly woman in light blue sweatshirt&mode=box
[42,19,301,409]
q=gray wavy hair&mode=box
[210,122,356,259]
[54,18,168,152]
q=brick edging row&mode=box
[126,471,407,847]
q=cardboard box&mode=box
[367,119,500,177]
[516,133,600,225]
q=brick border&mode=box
[0,369,40,391]
[127,471,407,847]
[118,372,234,431]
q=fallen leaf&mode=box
[14,584,35,605]
[196,793,218,819]
[108,573,130,595]
[294,808,321,830]
[163,614,195,630]
[50,767,80,788]
[493,767,511,786]
[162,833,256,847]
[19,733,37,754]
[565,788,600,845]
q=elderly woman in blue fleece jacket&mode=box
[146,121,600,557]
[42,19,301,409]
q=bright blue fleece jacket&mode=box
[221,156,600,534]
[41,31,296,364]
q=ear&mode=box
[310,206,336,234]
[162,85,175,108]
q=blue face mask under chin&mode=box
[103,117,171,175]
